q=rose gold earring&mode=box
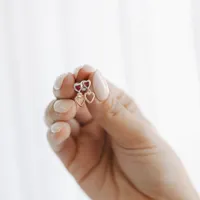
[74,82,85,107]
[82,80,95,104]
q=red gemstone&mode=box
[85,82,89,87]
[75,85,81,91]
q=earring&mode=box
[82,80,95,104]
[74,82,85,107]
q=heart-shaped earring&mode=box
[84,90,95,103]
[74,82,85,107]
[74,82,82,93]
[81,80,95,104]
[75,92,85,107]
[82,80,91,91]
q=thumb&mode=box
[87,70,160,149]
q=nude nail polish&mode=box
[54,100,72,113]
[74,65,95,78]
[53,73,67,90]
[93,70,109,101]
[74,66,83,78]
[82,65,96,73]
[51,122,64,133]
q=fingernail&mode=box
[82,65,96,73]
[74,66,83,78]
[51,122,64,134]
[93,70,109,101]
[54,100,72,113]
[54,73,67,90]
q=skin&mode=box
[45,66,199,200]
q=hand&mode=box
[45,65,199,200]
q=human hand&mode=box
[45,65,199,200]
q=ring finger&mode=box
[44,99,77,127]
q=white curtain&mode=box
[1,0,200,199]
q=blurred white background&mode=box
[0,0,200,199]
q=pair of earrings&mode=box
[74,80,95,107]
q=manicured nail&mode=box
[51,122,64,134]
[54,100,72,113]
[82,65,96,73]
[93,70,109,101]
[74,66,83,78]
[50,122,71,145]
[53,73,67,90]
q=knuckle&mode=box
[124,99,137,113]
[103,96,123,118]
[116,89,126,100]
[116,89,137,113]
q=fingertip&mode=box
[53,73,68,91]
[91,70,109,102]
[45,99,77,128]
[75,65,96,81]
[62,72,75,86]
[53,99,74,113]
[48,122,71,146]
[54,72,76,99]
[74,65,83,79]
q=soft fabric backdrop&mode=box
[0,0,200,199]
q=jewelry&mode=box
[74,80,95,106]
[82,80,95,104]
[74,82,85,107]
